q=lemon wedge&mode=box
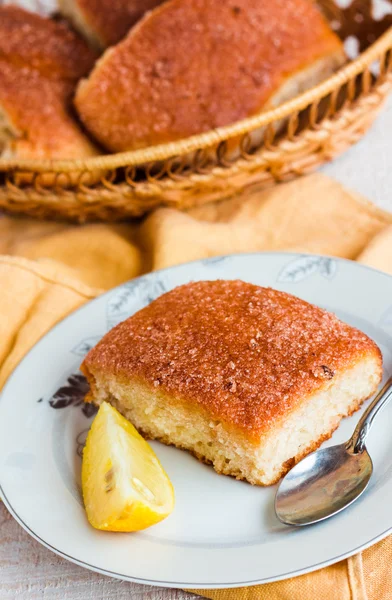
[82,402,175,531]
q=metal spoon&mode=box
[275,376,392,526]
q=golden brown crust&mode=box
[75,0,344,152]
[59,0,166,48]
[0,6,97,80]
[0,62,98,160]
[0,6,98,162]
[82,280,382,438]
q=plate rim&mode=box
[1,251,392,589]
[1,480,391,589]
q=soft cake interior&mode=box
[84,354,380,486]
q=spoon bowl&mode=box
[275,376,392,527]
[275,443,373,526]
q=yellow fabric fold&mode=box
[0,256,100,389]
[141,174,392,270]
[1,172,392,599]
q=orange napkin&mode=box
[1,172,392,599]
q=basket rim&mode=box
[1,26,392,174]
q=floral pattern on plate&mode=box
[71,337,103,357]
[277,256,337,283]
[107,277,167,329]
[48,373,97,418]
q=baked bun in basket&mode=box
[75,0,345,153]
[0,6,99,169]
[81,280,382,486]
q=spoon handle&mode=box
[347,375,392,454]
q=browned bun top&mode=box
[68,0,167,47]
[0,6,98,161]
[75,0,343,152]
[0,62,97,160]
[0,6,97,80]
[83,280,381,438]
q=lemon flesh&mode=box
[82,401,175,532]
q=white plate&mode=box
[1,253,392,590]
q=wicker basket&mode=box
[1,0,392,222]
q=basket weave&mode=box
[1,0,392,222]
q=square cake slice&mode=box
[81,280,382,485]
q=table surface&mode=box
[1,80,392,600]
